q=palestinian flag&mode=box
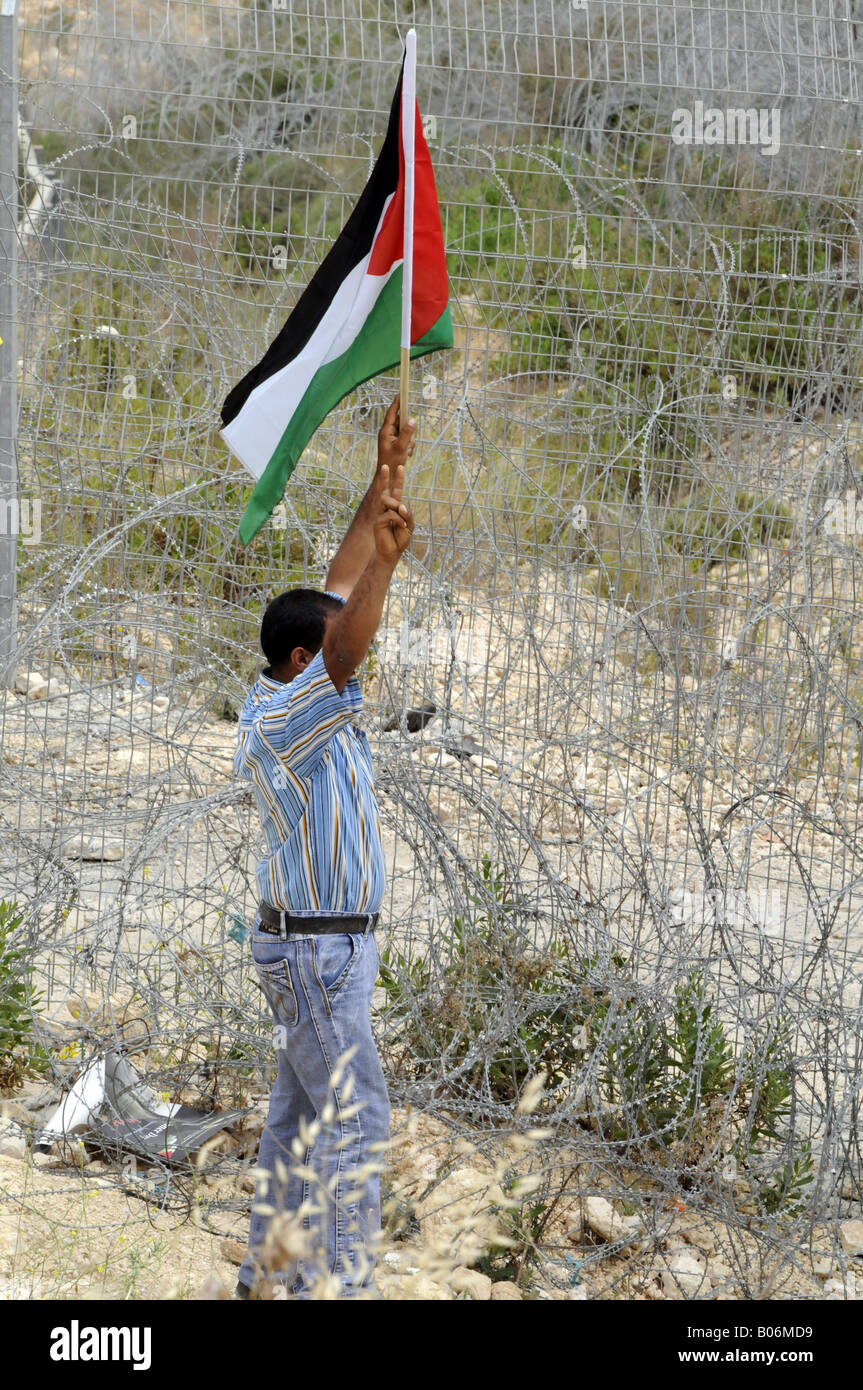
[221,57,452,544]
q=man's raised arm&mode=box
[323,462,413,694]
[324,397,416,600]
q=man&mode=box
[233,397,416,1300]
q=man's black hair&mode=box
[260,588,343,670]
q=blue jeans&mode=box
[239,917,390,1298]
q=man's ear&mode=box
[291,645,314,671]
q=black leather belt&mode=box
[256,900,380,935]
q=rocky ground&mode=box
[2,1097,863,1301]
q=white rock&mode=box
[661,1250,706,1298]
[63,837,124,862]
[839,1220,863,1255]
[642,1276,666,1299]
[719,1153,737,1184]
[386,1273,453,1301]
[0,1119,26,1161]
[450,1266,493,1300]
[89,844,124,863]
[824,1274,858,1300]
[568,1284,589,1300]
[14,670,46,696]
[45,678,69,698]
[109,748,149,773]
[583,1196,640,1244]
[490,1281,522,1301]
[27,677,49,699]
[151,695,170,714]
[682,1225,717,1256]
[709,1261,735,1287]
[31,1148,60,1168]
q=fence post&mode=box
[0,0,17,689]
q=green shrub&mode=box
[591,965,806,1205]
[758,1143,814,1215]
[662,488,795,568]
[474,1174,549,1286]
[0,900,48,1094]
[592,969,738,1141]
[377,855,589,1106]
[379,872,806,1210]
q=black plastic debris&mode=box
[35,1047,245,1166]
[382,701,437,733]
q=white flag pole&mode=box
[399,28,417,432]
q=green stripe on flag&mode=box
[238,270,453,544]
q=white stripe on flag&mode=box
[222,195,398,480]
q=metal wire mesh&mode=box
[2,0,863,1299]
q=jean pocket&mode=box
[254,956,299,1027]
[312,933,366,1003]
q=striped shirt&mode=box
[234,604,386,915]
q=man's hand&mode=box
[374,462,414,561]
[377,395,416,485]
[324,395,416,600]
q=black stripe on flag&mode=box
[221,67,405,428]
